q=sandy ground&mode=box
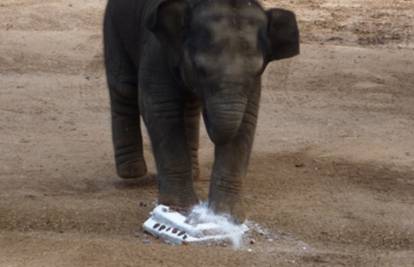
[1,0,414,266]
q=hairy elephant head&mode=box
[148,0,299,144]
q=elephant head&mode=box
[148,0,299,145]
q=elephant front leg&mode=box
[184,96,201,181]
[208,92,260,223]
[141,93,198,210]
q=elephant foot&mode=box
[208,191,245,224]
[158,191,199,214]
[116,159,148,179]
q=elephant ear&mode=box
[147,0,189,49]
[266,8,300,62]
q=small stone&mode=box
[219,242,228,247]
[249,239,256,245]
[295,163,304,168]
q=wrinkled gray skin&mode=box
[104,0,299,222]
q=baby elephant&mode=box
[104,0,299,222]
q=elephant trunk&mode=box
[203,94,248,145]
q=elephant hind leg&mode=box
[104,11,147,179]
[109,80,148,179]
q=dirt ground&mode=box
[1,0,413,266]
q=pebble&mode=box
[295,163,304,168]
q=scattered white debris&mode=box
[143,203,248,248]
[143,203,313,253]
[246,221,272,237]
